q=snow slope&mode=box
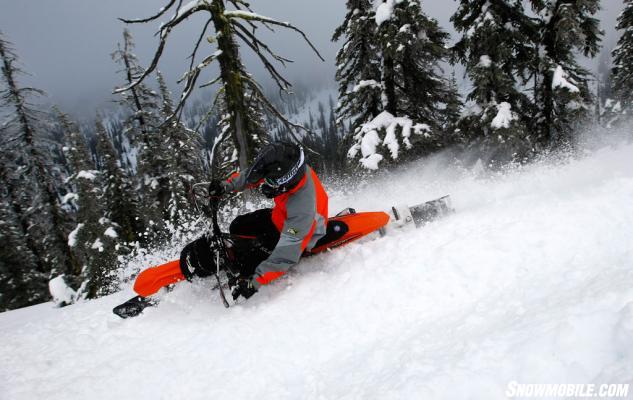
[2,138,633,400]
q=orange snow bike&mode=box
[113,195,452,318]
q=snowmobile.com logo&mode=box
[506,382,629,398]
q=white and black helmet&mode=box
[245,141,306,196]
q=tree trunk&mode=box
[211,0,253,173]
[383,56,397,115]
[541,19,558,146]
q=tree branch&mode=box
[227,0,274,31]
[243,76,320,155]
[165,50,222,123]
[232,28,292,94]
[118,0,178,24]
[233,21,293,64]
[187,17,214,74]
[194,101,218,133]
[199,75,222,88]
[223,11,325,61]
[114,2,208,95]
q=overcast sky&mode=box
[0,0,625,118]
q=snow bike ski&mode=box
[113,196,453,319]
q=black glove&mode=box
[208,180,226,198]
[261,183,279,199]
[227,273,238,289]
[231,278,257,300]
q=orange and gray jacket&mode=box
[225,167,328,288]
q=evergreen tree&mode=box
[532,0,602,145]
[112,30,168,237]
[347,0,461,169]
[443,71,463,143]
[612,0,633,114]
[601,98,625,129]
[58,110,118,298]
[301,96,346,176]
[156,71,205,226]
[317,101,329,138]
[594,44,623,128]
[0,139,49,292]
[94,117,143,246]
[0,31,76,288]
[380,0,460,135]
[325,96,345,174]
[452,0,534,161]
[596,46,614,107]
[332,0,382,134]
[0,165,46,311]
[308,109,315,131]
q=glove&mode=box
[208,180,227,198]
[261,183,278,199]
[231,278,257,300]
[227,273,238,289]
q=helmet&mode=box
[245,142,306,197]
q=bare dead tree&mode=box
[116,0,324,174]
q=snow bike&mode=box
[113,193,454,319]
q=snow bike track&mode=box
[1,140,633,399]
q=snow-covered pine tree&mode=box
[58,110,119,299]
[325,95,345,173]
[332,0,382,136]
[300,96,346,175]
[596,47,614,108]
[112,30,169,238]
[347,0,461,170]
[601,98,625,129]
[443,71,463,140]
[593,45,624,129]
[116,0,323,179]
[105,117,133,171]
[94,117,144,246]
[452,0,534,162]
[380,0,461,144]
[0,31,77,287]
[156,71,205,226]
[531,0,602,145]
[0,141,50,298]
[612,0,633,115]
[0,163,46,311]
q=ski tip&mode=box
[112,296,155,319]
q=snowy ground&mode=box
[2,137,633,400]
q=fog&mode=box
[0,0,625,117]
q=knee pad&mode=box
[179,235,216,280]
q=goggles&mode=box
[264,177,280,188]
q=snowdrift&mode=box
[1,138,633,400]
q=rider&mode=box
[180,141,328,301]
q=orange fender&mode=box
[133,260,185,297]
[310,211,390,254]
